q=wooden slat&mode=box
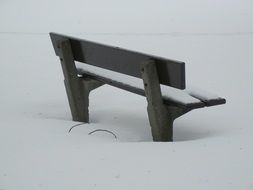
[50,32,186,89]
[187,91,226,106]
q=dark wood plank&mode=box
[50,32,186,89]
[188,92,226,107]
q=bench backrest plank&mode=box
[50,33,185,89]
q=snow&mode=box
[76,62,202,105]
[1,0,253,189]
[185,86,221,101]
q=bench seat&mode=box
[76,62,225,110]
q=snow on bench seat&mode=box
[76,62,225,109]
[186,87,226,106]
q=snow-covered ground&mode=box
[0,0,253,189]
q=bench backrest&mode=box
[50,33,186,89]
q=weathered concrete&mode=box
[58,40,103,122]
[80,76,104,122]
[141,60,174,141]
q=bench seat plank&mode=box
[76,62,225,109]
[186,88,226,106]
[76,62,222,109]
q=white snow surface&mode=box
[185,86,221,101]
[1,0,253,190]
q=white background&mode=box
[0,0,253,189]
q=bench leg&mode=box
[58,40,103,122]
[147,105,174,141]
[141,60,173,141]
[79,76,104,122]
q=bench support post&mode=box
[141,60,174,141]
[58,40,103,122]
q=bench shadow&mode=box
[90,109,218,142]
[173,122,218,142]
[35,102,220,142]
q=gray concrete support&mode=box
[141,60,174,141]
[58,40,103,122]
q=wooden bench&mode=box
[50,33,226,141]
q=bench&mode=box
[50,32,226,141]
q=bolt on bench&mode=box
[50,32,226,142]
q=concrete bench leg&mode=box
[79,76,104,122]
[58,40,103,122]
[141,60,174,141]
